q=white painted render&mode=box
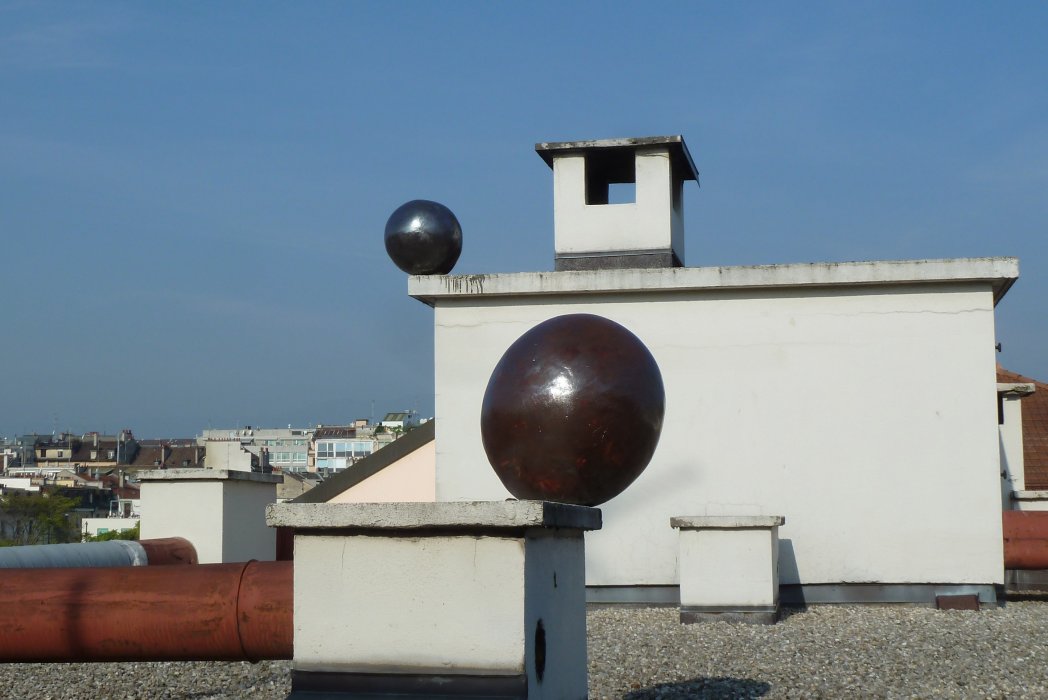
[552,149,683,259]
[202,440,254,472]
[998,385,1032,504]
[139,469,280,563]
[272,501,595,697]
[327,440,436,504]
[294,534,528,674]
[416,261,1012,589]
[673,516,783,609]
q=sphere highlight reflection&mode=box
[480,314,665,506]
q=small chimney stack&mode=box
[535,135,699,271]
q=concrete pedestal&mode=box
[266,500,601,699]
[139,469,282,564]
[671,515,785,624]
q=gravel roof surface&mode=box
[3,602,1048,699]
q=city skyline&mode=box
[3,2,1047,438]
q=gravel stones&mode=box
[588,603,1048,699]
[3,604,1048,698]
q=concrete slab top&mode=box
[266,500,602,531]
[409,257,1019,307]
[998,382,1036,396]
[535,134,699,181]
[671,515,785,529]
[138,468,283,484]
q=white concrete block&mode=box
[673,515,784,624]
[270,501,598,699]
[139,469,281,564]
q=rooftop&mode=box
[410,256,1019,306]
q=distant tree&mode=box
[0,491,79,545]
[85,521,140,542]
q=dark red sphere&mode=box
[480,314,665,506]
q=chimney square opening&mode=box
[585,151,636,206]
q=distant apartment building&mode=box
[199,426,311,473]
[7,430,139,477]
[0,435,39,474]
[380,411,423,431]
[312,425,382,473]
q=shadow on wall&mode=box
[625,677,772,699]
[779,538,800,585]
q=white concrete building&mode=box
[408,135,1018,606]
[200,426,312,472]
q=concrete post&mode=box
[267,500,601,699]
[139,469,282,564]
[671,515,785,624]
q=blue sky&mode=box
[2,1,1046,438]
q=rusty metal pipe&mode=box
[138,537,198,565]
[0,560,292,662]
[0,537,197,569]
[1003,511,1048,569]
[1004,538,1048,570]
[1003,511,1048,540]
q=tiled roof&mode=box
[998,366,1048,490]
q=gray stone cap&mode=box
[409,257,1019,307]
[998,382,1036,397]
[671,515,785,530]
[138,468,283,484]
[535,135,699,182]
[266,500,602,531]
[1011,491,1048,501]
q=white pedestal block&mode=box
[671,515,785,624]
[139,469,282,564]
[267,500,601,699]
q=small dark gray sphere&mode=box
[384,199,462,275]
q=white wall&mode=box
[140,470,279,563]
[329,441,436,504]
[204,440,254,472]
[553,150,680,258]
[141,479,226,563]
[999,392,1027,500]
[431,282,1004,587]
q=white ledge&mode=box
[1012,491,1048,501]
[409,257,1018,307]
[671,515,785,529]
[266,500,602,531]
[998,383,1036,396]
[138,468,283,484]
